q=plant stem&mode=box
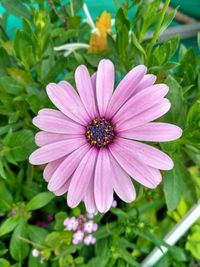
[146,0,170,64]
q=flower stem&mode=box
[146,0,170,64]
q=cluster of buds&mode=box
[64,214,98,245]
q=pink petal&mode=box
[91,72,97,90]
[109,153,136,202]
[109,143,161,189]
[35,131,82,147]
[112,84,169,124]
[115,138,174,170]
[133,74,156,96]
[38,108,67,120]
[48,144,90,191]
[43,157,66,182]
[33,115,85,134]
[46,82,90,125]
[75,65,98,118]
[118,122,182,142]
[29,137,86,165]
[106,65,147,117]
[94,149,113,213]
[54,179,71,196]
[84,179,97,213]
[67,148,97,208]
[96,59,115,116]
[116,98,171,131]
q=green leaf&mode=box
[26,192,55,211]
[164,75,186,128]
[13,30,33,67]
[131,32,146,56]
[115,8,130,32]
[0,76,24,96]
[185,145,200,167]
[2,0,32,19]
[0,181,13,211]
[163,160,197,211]
[168,245,186,262]
[10,221,30,261]
[159,8,177,36]
[0,259,10,267]
[54,211,67,231]
[0,216,20,237]
[28,225,48,244]
[187,100,200,126]
[3,130,35,163]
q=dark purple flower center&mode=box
[86,118,115,147]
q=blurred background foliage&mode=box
[0,0,200,266]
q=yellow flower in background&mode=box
[89,11,111,52]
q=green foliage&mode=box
[26,192,55,211]
[0,0,199,266]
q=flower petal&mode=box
[113,84,169,124]
[75,65,98,118]
[109,142,161,189]
[43,157,66,182]
[109,153,136,202]
[35,131,82,147]
[96,59,115,116]
[84,179,97,213]
[33,115,85,134]
[94,149,113,213]
[53,179,71,196]
[48,144,90,191]
[133,74,156,96]
[46,82,90,125]
[118,122,182,142]
[106,65,147,117]
[38,108,67,119]
[67,148,97,208]
[29,137,86,165]
[116,98,171,131]
[115,138,174,170]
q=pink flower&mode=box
[32,249,40,257]
[73,230,84,242]
[84,234,96,245]
[64,217,78,231]
[29,59,182,213]
[84,220,95,233]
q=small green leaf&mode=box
[10,222,30,261]
[26,192,55,211]
[0,216,20,237]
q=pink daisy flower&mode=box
[29,59,182,213]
